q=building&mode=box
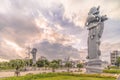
[110,50,120,65]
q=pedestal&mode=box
[86,59,104,73]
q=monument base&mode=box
[86,59,104,73]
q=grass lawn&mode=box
[1,73,116,80]
[34,76,115,80]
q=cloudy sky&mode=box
[0,0,120,62]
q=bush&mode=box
[110,66,118,69]
[103,69,120,74]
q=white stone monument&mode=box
[85,6,108,73]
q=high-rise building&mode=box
[110,50,120,65]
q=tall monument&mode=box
[31,48,37,65]
[85,6,108,73]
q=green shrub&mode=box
[110,66,118,69]
[103,69,120,74]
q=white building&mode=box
[110,50,120,65]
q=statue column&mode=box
[85,6,108,73]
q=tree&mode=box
[24,59,33,67]
[65,62,72,72]
[10,59,25,69]
[0,59,33,70]
[36,59,49,68]
[0,62,10,70]
[51,60,60,65]
[116,57,120,68]
[77,63,83,71]
[50,62,59,72]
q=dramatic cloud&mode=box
[34,41,80,60]
[0,0,120,62]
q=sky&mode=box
[0,0,120,63]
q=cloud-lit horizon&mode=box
[0,0,120,63]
